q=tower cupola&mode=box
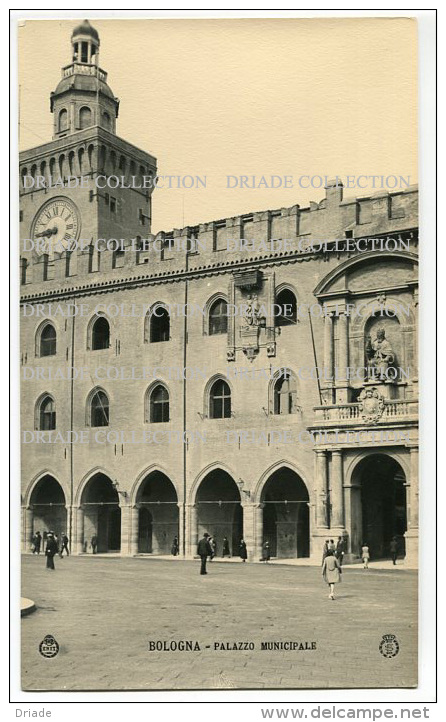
[50,20,119,139]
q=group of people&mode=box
[33,531,70,570]
[197,534,247,575]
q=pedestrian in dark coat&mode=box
[171,537,179,556]
[322,549,342,599]
[321,539,329,565]
[389,537,398,565]
[45,532,58,570]
[222,537,230,557]
[34,531,42,555]
[59,533,69,557]
[239,539,248,562]
[335,536,345,566]
[197,533,212,575]
[262,541,271,562]
[91,535,98,554]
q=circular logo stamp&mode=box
[379,634,399,658]
[39,634,59,658]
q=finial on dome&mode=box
[71,19,99,43]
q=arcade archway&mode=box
[29,475,67,540]
[261,467,310,558]
[195,470,243,556]
[135,472,178,554]
[80,473,121,552]
[350,454,407,559]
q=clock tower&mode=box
[20,20,157,284]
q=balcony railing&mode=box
[313,399,418,424]
[62,63,108,83]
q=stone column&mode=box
[130,505,139,556]
[76,506,85,554]
[254,503,264,561]
[336,312,349,403]
[177,503,185,557]
[120,504,131,556]
[343,485,353,556]
[409,447,419,528]
[25,506,34,551]
[315,451,328,528]
[330,450,344,529]
[241,503,255,562]
[405,446,419,567]
[324,312,334,386]
[187,504,198,557]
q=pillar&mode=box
[330,450,344,529]
[187,504,198,557]
[324,312,334,391]
[76,506,84,554]
[178,503,185,556]
[336,312,349,403]
[316,451,328,528]
[129,505,139,555]
[25,506,34,551]
[241,503,255,561]
[405,446,419,566]
[255,503,264,561]
[120,504,131,556]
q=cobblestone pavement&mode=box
[21,555,417,691]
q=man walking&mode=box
[45,532,58,570]
[335,536,345,567]
[59,533,70,557]
[197,533,212,575]
[34,531,42,555]
[91,534,98,554]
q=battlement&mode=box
[19,183,418,299]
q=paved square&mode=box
[21,556,417,690]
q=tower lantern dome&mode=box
[50,20,119,139]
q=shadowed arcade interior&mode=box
[261,467,310,558]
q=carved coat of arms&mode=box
[358,387,385,424]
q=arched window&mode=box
[103,111,111,130]
[79,106,92,130]
[149,385,170,423]
[209,379,231,419]
[275,288,297,326]
[273,370,298,415]
[209,298,228,335]
[90,390,109,427]
[150,307,170,343]
[58,109,68,133]
[40,323,57,357]
[91,317,110,350]
[39,395,56,431]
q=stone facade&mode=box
[20,22,419,565]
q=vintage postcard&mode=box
[18,16,420,691]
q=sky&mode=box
[18,18,417,233]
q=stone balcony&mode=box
[313,398,418,426]
[62,62,108,82]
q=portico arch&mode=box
[80,472,121,552]
[26,474,67,547]
[348,453,407,559]
[258,465,310,558]
[134,471,179,554]
[194,468,243,556]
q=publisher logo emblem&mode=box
[379,634,399,658]
[39,634,59,658]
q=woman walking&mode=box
[361,543,370,569]
[322,549,342,600]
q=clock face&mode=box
[31,197,81,255]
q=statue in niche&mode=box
[244,294,262,327]
[365,327,396,380]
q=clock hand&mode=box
[35,227,58,238]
